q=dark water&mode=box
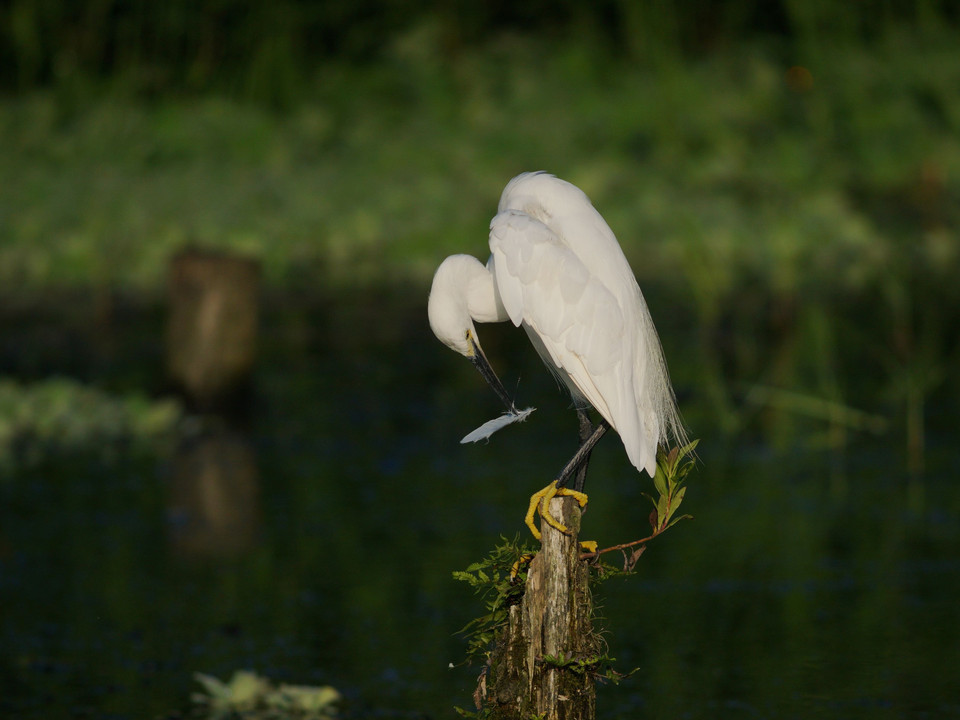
[1,290,958,719]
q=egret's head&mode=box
[428,254,517,413]
[428,254,482,357]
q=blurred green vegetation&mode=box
[2,1,958,99]
[0,3,957,292]
[191,670,340,719]
[0,377,181,471]
[2,32,958,291]
[2,11,958,462]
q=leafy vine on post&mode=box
[454,441,698,719]
[582,440,698,571]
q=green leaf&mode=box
[452,535,539,665]
[656,494,669,530]
[665,445,679,469]
[664,513,693,531]
[270,684,340,713]
[677,438,700,460]
[664,486,686,525]
[653,463,668,498]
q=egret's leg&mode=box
[525,415,609,539]
[571,407,596,493]
[555,417,609,491]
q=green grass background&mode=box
[2,23,957,295]
[4,20,958,453]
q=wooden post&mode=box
[166,250,260,413]
[484,496,598,719]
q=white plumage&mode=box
[428,171,685,478]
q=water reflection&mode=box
[167,425,261,559]
[0,289,958,720]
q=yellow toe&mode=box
[539,489,569,535]
[525,482,591,540]
[509,552,536,582]
[524,481,556,540]
[555,486,589,508]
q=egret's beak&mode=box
[468,333,518,414]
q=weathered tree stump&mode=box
[166,250,260,413]
[485,496,598,719]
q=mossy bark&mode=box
[484,496,597,719]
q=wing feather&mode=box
[489,172,682,477]
[489,209,629,434]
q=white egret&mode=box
[428,171,686,539]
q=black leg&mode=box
[572,408,594,493]
[555,410,609,492]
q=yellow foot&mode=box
[509,552,536,582]
[524,480,589,540]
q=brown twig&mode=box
[579,529,660,563]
